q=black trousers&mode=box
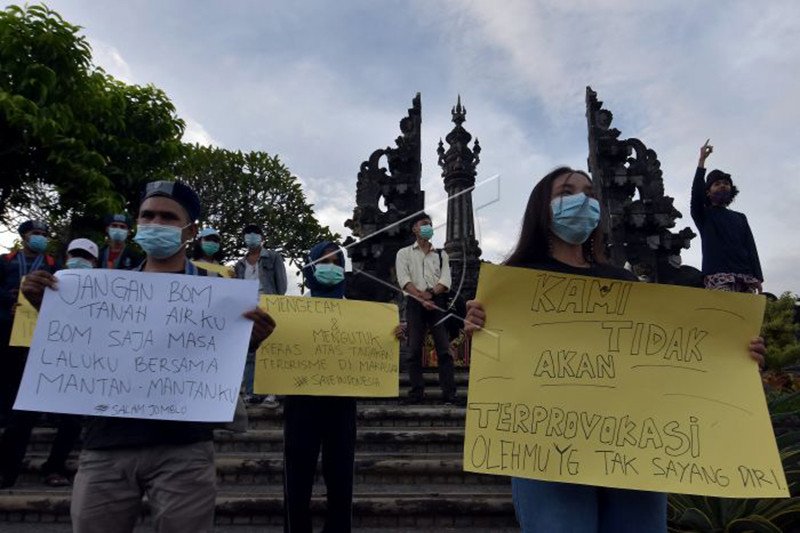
[0,322,82,486]
[283,395,357,533]
[405,298,455,399]
[0,411,82,485]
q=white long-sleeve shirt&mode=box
[395,241,451,293]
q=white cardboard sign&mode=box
[14,269,258,422]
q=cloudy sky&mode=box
[7,1,800,294]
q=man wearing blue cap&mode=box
[22,180,277,533]
[0,220,58,423]
[98,213,143,270]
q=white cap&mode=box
[67,238,99,259]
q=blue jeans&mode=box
[512,478,667,533]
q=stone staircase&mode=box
[0,371,518,531]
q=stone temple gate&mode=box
[343,89,701,310]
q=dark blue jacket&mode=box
[303,241,345,299]
[0,251,58,323]
[98,244,143,270]
[691,167,763,280]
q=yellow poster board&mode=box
[10,278,38,347]
[191,260,233,278]
[466,263,786,498]
[255,295,400,397]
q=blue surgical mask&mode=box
[108,227,129,242]
[66,257,94,269]
[314,263,345,285]
[550,193,601,245]
[134,224,185,259]
[244,233,262,249]
[28,235,49,253]
[419,224,434,240]
[201,241,220,256]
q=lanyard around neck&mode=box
[18,253,44,279]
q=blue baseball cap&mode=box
[18,219,49,236]
[198,227,219,238]
[141,180,202,222]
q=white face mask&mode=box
[109,228,129,242]
[134,223,191,259]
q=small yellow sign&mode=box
[255,295,400,397]
[465,263,785,498]
[191,260,234,278]
[10,278,38,347]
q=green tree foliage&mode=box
[0,3,184,238]
[176,144,338,281]
[762,293,800,371]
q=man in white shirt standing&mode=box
[395,213,457,405]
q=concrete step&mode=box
[399,371,471,386]
[357,388,468,405]
[27,427,467,454]
[215,427,466,454]
[0,526,521,533]
[245,403,467,428]
[17,451,506,487]
[0,488,516,528]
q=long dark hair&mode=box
[505,166,606,267]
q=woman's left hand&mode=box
[244,307,276,350]
[748,336,766,369]
[464,300,486,337]
[393,323,407,341]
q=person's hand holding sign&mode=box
[749,336,766,369]
[245,307,276,350]
[21,270,57,310]
[463,300,485,336]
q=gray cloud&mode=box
[10,0,798,295]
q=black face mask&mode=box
[710,190,732,205]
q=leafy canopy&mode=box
[0,3,184,232]
[177,144,339,280]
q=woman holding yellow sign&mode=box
[463,167,766,533]
[283,240,356,532]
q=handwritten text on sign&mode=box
[466,264,785,498]
[255,295,399,397]
[14,270,258,422]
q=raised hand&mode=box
[698,139,713,168]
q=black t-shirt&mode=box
[519,257,638,282]
[83,266,216,450]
